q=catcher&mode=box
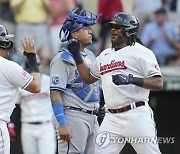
[50,7,105,154]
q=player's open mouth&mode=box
[112,34,117,39]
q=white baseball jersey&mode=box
[0,56,33,122]
[90,42,162,109]
[17,74,53,122]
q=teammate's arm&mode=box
[67,39,98,84]
[19,37,41,93]
[50,90,71,142]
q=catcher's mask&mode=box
[109,12,139,46]
[0,25,15,53]
[59,7,101,42]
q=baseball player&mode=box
[50,7,101,154]
[66,12,163,154]
[0,25,41,154]
[14,61,56,154]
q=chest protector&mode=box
[60,46,100,103]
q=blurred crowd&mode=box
[0,0,180,68]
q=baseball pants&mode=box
[95,103,162,154]
[53,110,99,154]
[0,120,10,154]
[21,122,56,154]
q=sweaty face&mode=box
[74,26,93,46]
[111,24,127,46]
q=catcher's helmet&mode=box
[59,7,101,42]
[109,12,139,45]
[0,25,15,53]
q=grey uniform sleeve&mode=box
[50,55,68,91]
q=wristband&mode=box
[132,77,144,87]
[52,104,67,126]
[23,51,39,72]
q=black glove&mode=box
[96,106,106,126]
[67,39,83,65]
[112,74,134,85]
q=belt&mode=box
[27,121,50,125]
[65,106,97,115]
[108,101,145,114]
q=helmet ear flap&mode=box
[121,27,131,38]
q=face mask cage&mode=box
[68,8,101,25]
[0,34,15,53]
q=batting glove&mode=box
[112,74,134,85]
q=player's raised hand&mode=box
[58,125,72,142]
[18,37,36,55]
[18,37,40,73]
[112,74,134,85]
[67,39,83,65]
[67,39,80,56]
